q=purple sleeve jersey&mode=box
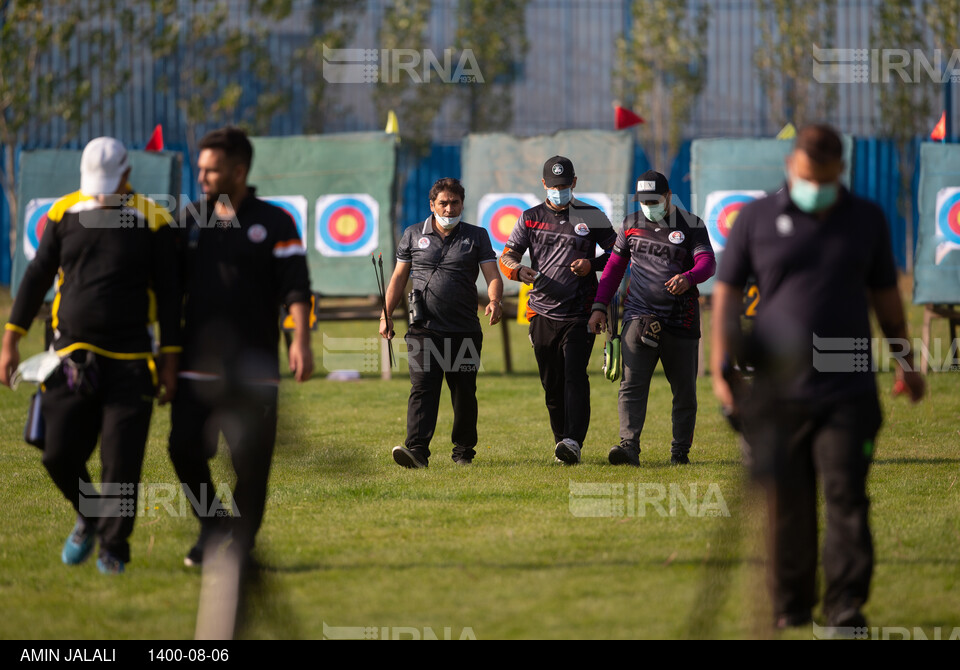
[506,200,616,321]
[618,207,713,338]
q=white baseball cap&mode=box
[80,137,130,196]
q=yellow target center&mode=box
[335,214,359,237]
[495,213,518,238]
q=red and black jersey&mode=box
[499,198,616,321]
[614,207,714,337]
[175,188,311,382]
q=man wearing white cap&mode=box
[0,137,181,575]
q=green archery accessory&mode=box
[602,292,622,382]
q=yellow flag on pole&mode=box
[776,123,796,140]
[385,110,399,135]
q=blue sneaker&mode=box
[96,552,126,575]
[61,520,95,565]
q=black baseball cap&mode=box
[543,155,575,187]
[634,170,670,201]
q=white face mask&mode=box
[435,213,461,230]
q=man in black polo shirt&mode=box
[499,156,617,464]
[381,178,503,468]
[589,170,716,466]
[711,124,924,631]
[168,126,314,566]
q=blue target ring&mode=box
[936,190,960,245]
[706,193,759,248]
[24,199,55,260]
[262,197,306,247]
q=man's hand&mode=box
[288,338,314,382]
[156,352,179,405]
[588,310,607,334]
[712,375,736,417]
[894,367,925,403]
[485,301,502,326]
[518,267,537,284]
[379,316,395,340]
[665,273,691,295]
[570,259,591,277]
[0,330,22,388]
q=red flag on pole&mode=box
[145,124,164,151]
[614,105,644,130]
[931,112,946,141]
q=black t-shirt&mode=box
[396,218,497,333]
[717,185,898,402]
[9,191,181,357]
[175,188,312,382]
[614,207,713,337]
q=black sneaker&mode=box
[451,446,475,465]
[554,439,582,465]
[184,522,231,567]
[670,454,691,465]
[608,443,640,466]
[775,611,812,630]
[392,446,428,469]
[184,542,204,568]
[827,607,868,630]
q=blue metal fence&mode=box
[2,0,956,281]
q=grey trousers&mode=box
[618,318,699,457]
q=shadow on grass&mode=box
[872,457,960,465]
[251,553,960,575]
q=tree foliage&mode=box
[755,0,838,131]
[373,0,440,157]
[872,0,937,272]
[616,0,709,173]
[453,0,528,134]
[0,0,128,252]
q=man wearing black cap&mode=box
[499,156,617,464]
[588,170,716,466]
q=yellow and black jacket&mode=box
[6,189,181,360]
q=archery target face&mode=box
[935,187,960,245]
[315,194,379,257]
[23,198,57,261]
[703,190,765,250]
[262,196,308,248]
[477,193,540,254]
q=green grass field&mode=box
[0,284,957,640]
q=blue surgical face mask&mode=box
[640,202,667,222]
[546,187,572,207]
[789,175,839,213]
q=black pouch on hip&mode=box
[638,315,662,348]
[62,350,100,395]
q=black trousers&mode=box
[40,354,156,563]
[404,328,483,461]
[618,319,699,457]
[742,387,882,621]
[168,378,279,555]
[528,314,596,446]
